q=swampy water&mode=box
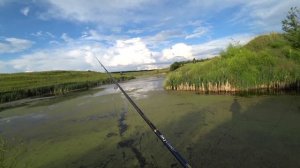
[1,77,300,168]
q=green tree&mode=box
[282,7,300,48]
[170,62,182,71]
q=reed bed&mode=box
[164,33,300,93]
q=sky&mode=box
[0,0,299,73]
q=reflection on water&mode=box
[91,76,164,99]
[0,113,47,124]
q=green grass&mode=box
[0,70,134,103]
[164,33,300,93]
[114,68,169,77]
[0,69,169,103]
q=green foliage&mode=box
[220,43,243,58]
[282,7,300,48]
[169,58,212,71]
[0,71,134,103]
[165,33,300,92]
[170,62,182,71]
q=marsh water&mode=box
[1,76,300,168]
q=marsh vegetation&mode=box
[164,33,300,93]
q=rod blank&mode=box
[95,57,191,168]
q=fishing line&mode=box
[94,56,192,168]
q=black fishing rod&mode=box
[95,57,191,168]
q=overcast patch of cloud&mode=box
[0,38,33,54]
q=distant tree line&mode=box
[170,58,212,71]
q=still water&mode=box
[0,76,300,168]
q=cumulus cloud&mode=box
[103,38,155,67]
[6,46,99,72]
[1,37,157,73]
[162,43,193,61]
[158,33,255,62]
[20,7,30,16]
[0,38,33,54]
[191,34,255,58]
[0,33,257,73]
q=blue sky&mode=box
[0,0,299,73]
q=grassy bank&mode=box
[164,33,300,93]
[0,71,134,103]
[112,68,169,77]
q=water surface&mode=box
[1,76,300,168]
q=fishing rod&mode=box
[94,57,192,168]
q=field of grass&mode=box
[113,68,169,77]
[164,33,300,93]
[0,71,134,103]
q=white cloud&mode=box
[158,33,255,62]
[185,26,209,39]
[7,46,98,72]
[61,33,73,42]
[1,37,157,73]
[0,38,33,54]
[143,30,186,49]
[162,43,193,61]
[147,30,183,43]
[229,0,300,31]
[80,29,123,43]
[191,34,255,58]
[41,0,154,26]
[20,7,30,16]
[31,31,55,38]
[127,29,144,34]
[37,0,300,34]
[0,33,257,73]
[104,38,155,67]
